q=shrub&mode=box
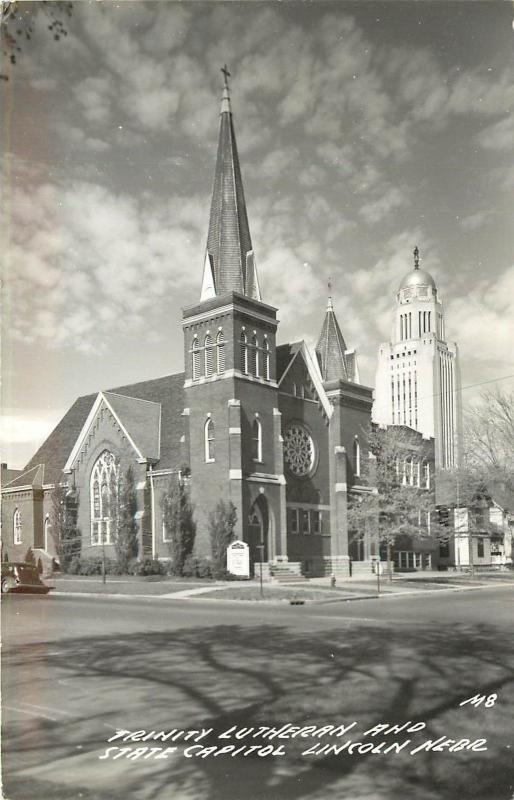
[208,500,237,574]
[182,555,213,579]
[24,547,36,565]
[128,558,166,576]
[114,466,138,572]
[161,479,196,576]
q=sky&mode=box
[1,0,513,468]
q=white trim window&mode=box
[252,418,262,462]
[44,514,51,550]
[162,519,172,543]
[240,330,248,374]
[353,437,361,478]
[423,461,430,489]
[90,450,119,546]
[311,510,322,534]
[250,334,259,377]
[216,330,225,374]
[13,508,22,545]
[290,508,299,534]
[205,418,215,463]
[263,337,270,380]
[301,509,311,534]
[204,334,214,377]
[192,336,200,380]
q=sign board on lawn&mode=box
[227,540,250,578]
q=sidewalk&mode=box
[45,569,514,603]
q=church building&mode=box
[1,74,374,578]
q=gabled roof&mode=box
[24,373,185,484]
[103,392,160,461]
[277,341,333,420]
[201,76,261,302]
[3,463,45,489]
[315,297,354,382]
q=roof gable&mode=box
[277,341,332,420]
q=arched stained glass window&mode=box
[240,331,248,374]
[13,508,22,545]
[204,334,214,377]
[205,418,215,462]
[216,330,225,374]
[192,337,200,380]
[90,450,119,546]
[252,418,262,462]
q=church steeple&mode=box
[316,287,356,383]
[200,66,261,302]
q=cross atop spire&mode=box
[413,245,420,270]
[327,276,334,310]
[221,64,231,88]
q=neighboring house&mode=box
[0,77,374,578]
[1,464,57,568]
[437,495,513,570]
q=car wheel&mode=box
[2,578,14,594]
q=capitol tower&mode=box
[373,248,463,469]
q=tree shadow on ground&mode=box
[3,619,514,800]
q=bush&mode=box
[24,547,36,565]
[208,500,237,573]
[128,558,166,576]
[182,555,213,579]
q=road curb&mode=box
[48,581,513,603]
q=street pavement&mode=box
[2,587,513,800]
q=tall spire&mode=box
[200,67,261,302]
[315,289,358,383]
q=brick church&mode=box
[2,74,378,578]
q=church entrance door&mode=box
[247,495,269,571]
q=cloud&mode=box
[359,186,406,224]
[4,178,207,352]
[477,115,514,151]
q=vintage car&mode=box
[1,562,51,594]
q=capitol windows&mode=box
[204,334,214,377]
[192,337,200,380]
[13,508,22,545]
[205,418,215,463]
[251,418,262,462]
[90,450,119,546]
[216,330,225,373]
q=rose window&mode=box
[283,424,315,477]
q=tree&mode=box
[51,482,81,572]
[24,546,35,565]
[463,388,514,507]
[1,1,73,80]
[161,477,196,576]
[114,466,138,573]
[347,425,437,581]
[208,500,237,576]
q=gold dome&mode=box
[398,246,436,292]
